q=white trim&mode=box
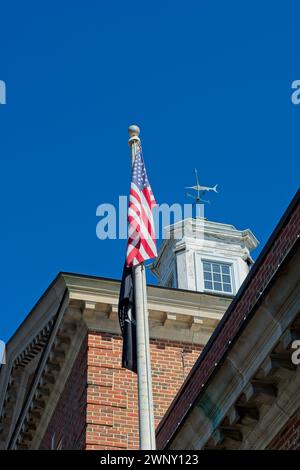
[194,252,242,295]
[9,291,69,449]
[31,321,87,449]
[201,259,234,295]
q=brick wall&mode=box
[39,336,88,450]
[40,331,202,450]
[86,332,202,450]
[268,408,300,450]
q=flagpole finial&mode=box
[128,124,140,137]
[128,124,141,146]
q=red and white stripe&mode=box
[126,178,157,267]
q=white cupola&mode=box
[151,217,259,296]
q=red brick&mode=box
[39,331,202,449]
[268,408,300,450]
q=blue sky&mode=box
[0,1,299,341]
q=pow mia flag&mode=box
[118,264,137,373]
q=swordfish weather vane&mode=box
[185,168,218,218]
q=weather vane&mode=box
[185,169,218,218]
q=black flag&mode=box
[118,264,137,373]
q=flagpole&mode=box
[128,125,156,450]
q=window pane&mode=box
[222,274,231,284]
[213,282,222,291]
[221,265,230,274]
[203,262,211,272]
[212,264,221,273]
[204,272,212,281]
[223,283,232,293]
[203,261,233,294]
[204,280,213,290]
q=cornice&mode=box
[62,273,231,344]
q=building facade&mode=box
[0,214,257,450]
[0,274,231,449]
[2,192,299,451]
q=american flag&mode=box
[126,144,157,267]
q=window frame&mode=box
[194,252,238,295]
[202,260,233,294]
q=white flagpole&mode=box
[128,124,156,450]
